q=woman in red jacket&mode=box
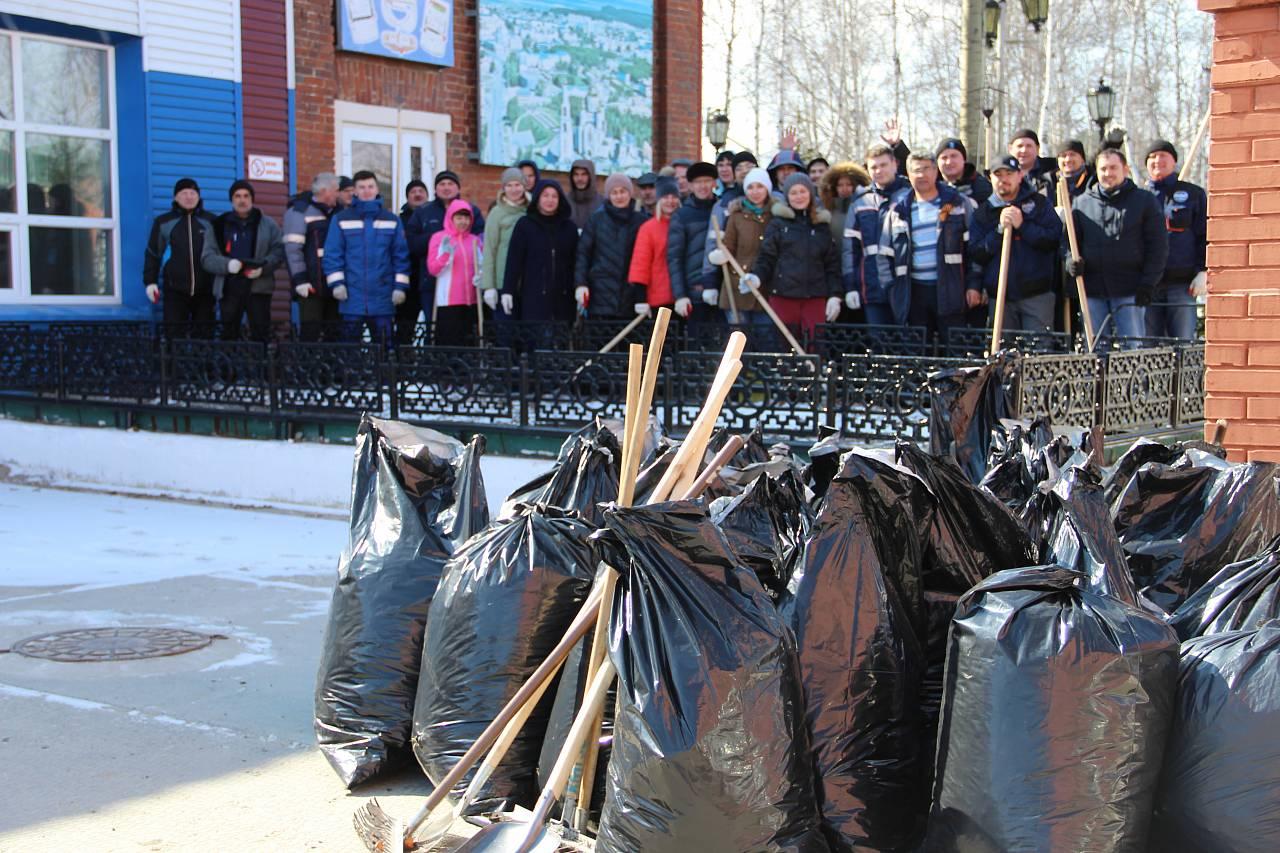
[627,178,681,316]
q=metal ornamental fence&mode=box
[0,321,1206,445]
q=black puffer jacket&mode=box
[750,202,841,299]
[666,194,716,300]
[575,202,649,318]
[1064,178,1168,300]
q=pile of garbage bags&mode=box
[312,396,1280,852]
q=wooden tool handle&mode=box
[990,227,1013,356]
[597,312,648,356]
[1060,175,1096,353]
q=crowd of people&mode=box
[141,120,1207,349]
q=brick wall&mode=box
[293,0,699,198]
[1200,0,1280,461]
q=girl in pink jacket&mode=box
[427,198,484,345]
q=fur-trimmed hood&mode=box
[770,200,831,224]
[820,161,870,209]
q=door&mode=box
[339,125,442,211]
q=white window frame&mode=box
[0,30,120,305]
[333,100,450,212]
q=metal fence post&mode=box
[387,346,399,420]
[519,353,530,427]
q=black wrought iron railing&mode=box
[0,321,1206,445]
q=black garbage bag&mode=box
[928,354,1015,486]
[1169,536,1280,640]
[1147,622,1280,853]
[500,419,620,525]
[1113,453,1280,610]
[926,566,1179,853]
[711,468,813,600]
[803,427,854,505]
[1041,466,1139,604]
[785,449,929,852]
[411,504,596,809]
[895,441,1036,593]
[314,418,487,788]
[595,502,827,853]
[980,418,1075,512]
[920,590,960,770]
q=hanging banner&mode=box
[337,0,455,67]
[477,0,653,175]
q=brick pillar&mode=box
[1201,0,1280,461]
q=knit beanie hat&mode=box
[173,177,200,196]
[1057,139,1087,157]
[228,179,254,200]
[1145,139,1178,162]
[655,177,680,201]
[500,167,524,185]
[434,169,461,187]
[1009,128,1040,147]
[936,137,967,161]
[732,150,758,170]
[405,178,428,195]
[742,167,772,193]
[603,172,633,197]
[781,172,817,206]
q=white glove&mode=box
[634,301,652,318]
[145,284,160,304]
[391,289,406,306]
[295,284,314,299]
[674,297,692,318]
[825,296,842,323]
[575,286,589,309]
[440,235,453,254]
[845,290,861,310]
[702,288,719,305]
[739,273,761,294]
[483,288,499,310]
[331,284,348,301]
[501,293,514,315]
[227,259,243,274]
[708,248,728,266]
[1190,271,1207,298]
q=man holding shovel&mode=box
[971,156,1063,332]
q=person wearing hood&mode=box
[284,172,342,341]
[1062,147,1168,346]
[820,161,871,322]
[575,173,648,319]
[738,173,842,338]
[479,167,529,316]
[322,170,410,342]
[970,156,1064,332]
[666,161,719,321]
[878,152,983,338]
[568,159,600,231]
[846,143,911,325]
[142,177,219,335]
[628,178,681,316]
[936,138,992,205]
[712,167,773,324]
[427,198,484,346]
[502,178,578,340]
[202,179,285,341]
[405,170,486,344]
[517,159,540,193]
[767,149,806,196]
[1143,139,1206,341]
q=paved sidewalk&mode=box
[0,483,431,852]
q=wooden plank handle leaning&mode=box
[990,226,1013,356]
[1060,174,1096,353]
[1180,105,1211,183]
[711,215,741,324]
[714,236,806,357]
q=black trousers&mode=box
[907,282,969,344]
[395,288,423,347]
[220,280,273,341]
[162,287,217,338]
[435,304,481,347]
[297,290,342,342]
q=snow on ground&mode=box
[0,418,554,519]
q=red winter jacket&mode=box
[628,215,673,307]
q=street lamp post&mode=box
[984,0,1001,48]
[1020,0,1049,30]
[705,109,730,154]
[1086,78,1115,143]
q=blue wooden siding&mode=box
[145,71,242,218]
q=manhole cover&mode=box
[8,627,221,662]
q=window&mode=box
[0,31,117,303]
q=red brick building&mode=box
[1200,0,1280,460]
[292,0,702,206]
